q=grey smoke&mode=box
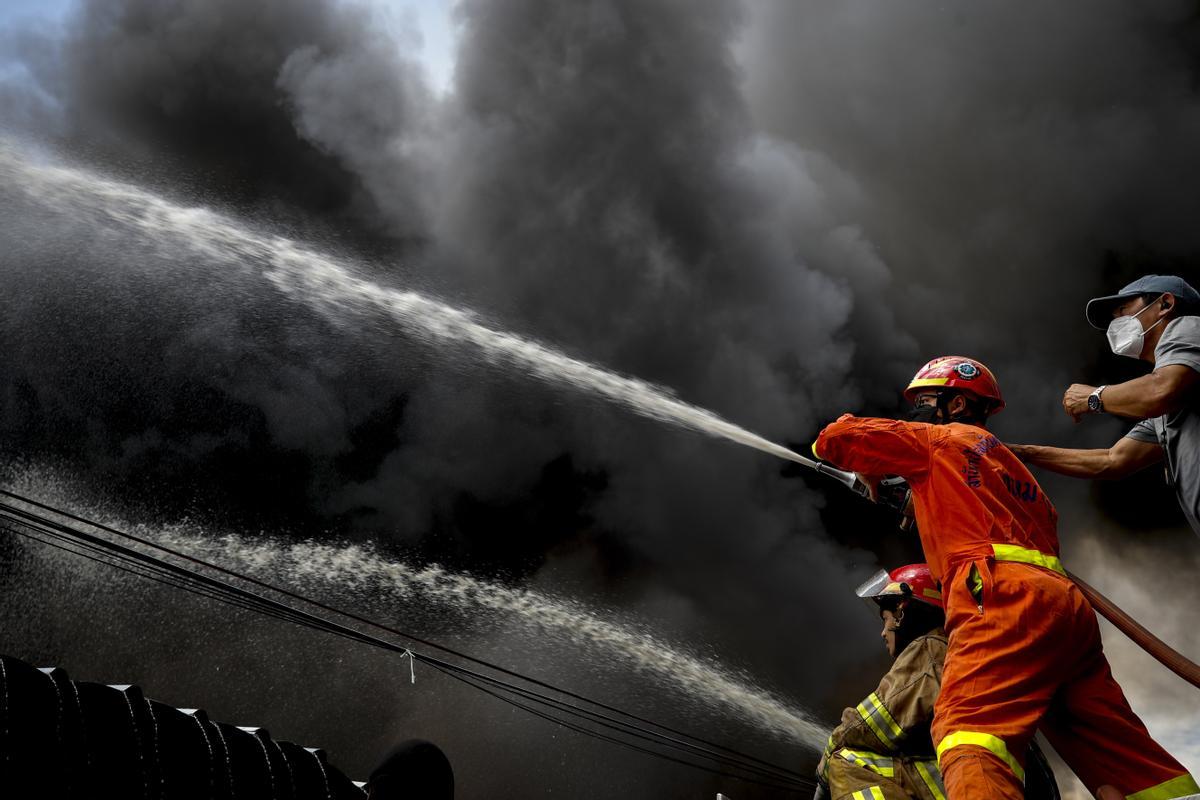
[1,0,1198,796]
[0,0,883,796]
[743,0,1200,420]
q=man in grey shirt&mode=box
[1009,275,1200,535]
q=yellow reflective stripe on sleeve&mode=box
[811,440,822,459]
[868,693,904,739]
[856,692,904,746]
[936,731,1025,782]
[1125,773,1200,800]
[824,733,835,759]
[914,759,947,800]
[856,700,891,745]
[836,748,895,778]
[991,543,1066,576]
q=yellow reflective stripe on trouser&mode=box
[856,692,905,746]
[851,787,886,800]
[837,747,895,778]
[936,731,1025,783]
[991,543,1066,576]
[914,759,947,800]
[1126,773,1200,800]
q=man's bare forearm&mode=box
[1098,373,1173,419]
[1062,366,1199,421]
[1009,440,1162,480]
[1007,444,1120,478]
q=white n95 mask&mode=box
[1107,295,1166,358]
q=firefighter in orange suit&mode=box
[816,563,949,800]
[813,356,1197,800]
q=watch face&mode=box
[1088,394,1101,411]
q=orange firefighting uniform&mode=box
[814,415,1198,800]
[818,630,949,800]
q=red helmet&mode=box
[855,563,943,609]
[903,356,1004,415]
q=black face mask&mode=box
[906,404,942,424]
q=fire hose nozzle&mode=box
[805,455,912,527]
[814,463,915,528]
[813,462,871,498]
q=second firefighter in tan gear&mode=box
[818,564,949,800]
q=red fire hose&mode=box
[1068,570,1200,690]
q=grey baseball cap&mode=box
[1085,274,1200,329]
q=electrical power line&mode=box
[0,488,815,794]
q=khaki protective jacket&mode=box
[817,630,948,800]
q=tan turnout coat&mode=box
[817,630,948,800]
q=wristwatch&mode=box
[1087,385,1107,413]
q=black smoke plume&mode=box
[0,0,1198,796]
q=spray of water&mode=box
[0,467,827,750]
[0,142,833,749]
[0,140,810,468]
[154,529,828,750]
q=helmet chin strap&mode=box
[936,393,954,423]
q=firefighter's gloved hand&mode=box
[812,777,831,800]
[876,476,910,510]
[853,473,885,503]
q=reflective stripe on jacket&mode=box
[825,752,945,800]
[814,416,1060,592]
[818,631,947,800]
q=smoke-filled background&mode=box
[0,0,1198,797]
